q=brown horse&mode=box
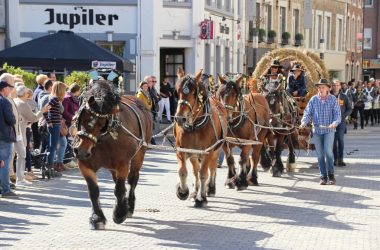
[261,76,299,177]
[73,80,153,229]
[174,68,228,208]
[216,75,271,189]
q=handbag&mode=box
[60,119,69,137]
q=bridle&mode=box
[219,81,245,128]
[176,75,209,130]
[75,100,119,145]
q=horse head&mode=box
[174,68,208,128]
[216,74,244,120]
[73,80,120,160]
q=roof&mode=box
[0,30,132,72]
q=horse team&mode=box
[72,67,309,229]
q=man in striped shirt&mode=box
[300,79,341,185]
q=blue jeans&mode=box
[55,136,67,163]
[0,141,14,194]
[218,150,224,166]
[333,122,346,161]
[47,124,61,165]
[313,132,335,177]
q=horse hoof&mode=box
[272,172,282,177]
[194,199,207,208]
[176,184,189,200]
[126,211,133,218]
[224,178,236,189]
[113,215,127,224]
[207,186,216,197]
[236,186,247,191]
[90,222,105,230]
[261,166,271,172]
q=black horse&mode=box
[261,75,299,176]
[73,80,153,229]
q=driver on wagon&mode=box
[286,64,307,97]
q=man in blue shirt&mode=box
[300,79,341,185]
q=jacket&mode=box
[62,92,80,126]
[136,89,152,110]
[14,98,44,146]
[0,94,16,142]
[331,91,352,122]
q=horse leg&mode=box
[126,150,145,218]
[194,155,212,208]
[260,143,272,171]
[189,156,201,199]
[249,129,269,186]
[206,150,219,197]
[224,145,237,189]
[272,136,284,177]
[112,166,129,224]
[235,146,249,191]
[176,153,189,200]
[286,132,297,172]
[80,163,106,230]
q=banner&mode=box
[199,20,214,40]
[304,0,313,29]
[91,61,117,69]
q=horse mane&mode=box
[216,79,239,99]
[86,80,120,114]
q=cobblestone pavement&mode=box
[1,125,379,250]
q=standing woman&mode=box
[158,76,172,123]
[300,79,341,185]
[136,81,152,110]
[45,82,67,172]
[61,83,81,169]
[14,86,49,182]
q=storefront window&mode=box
[96,41,125,57]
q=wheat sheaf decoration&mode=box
[251,48,328,94]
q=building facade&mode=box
[2,0,245,92]
[1,0,363,91]
[363,0,380,80]
[247,0,363,82]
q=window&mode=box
[161,49,184,87]
[215,45,221,75]
[280,7,286,37]
[204,43,211,73]
[326,16,331,50]
[216,0,222,9]
[225,0,231,12]
[363,28,372,50]
[364,0,373,7]
[224,47,230,73]
[293,9,300,35]
[337,18,343,51]
[255,3,261,28]
[317,15,322,49]
[266,5,272,31]
[351,17,355,50]
[96,41,125,57]
[206,0,212,6]
[346,16,350,50]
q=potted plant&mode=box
[258,28,266,43]
[267,30,276,44]
[281,32,290,45]
[295,33,304,46]
[249,28,258,42]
